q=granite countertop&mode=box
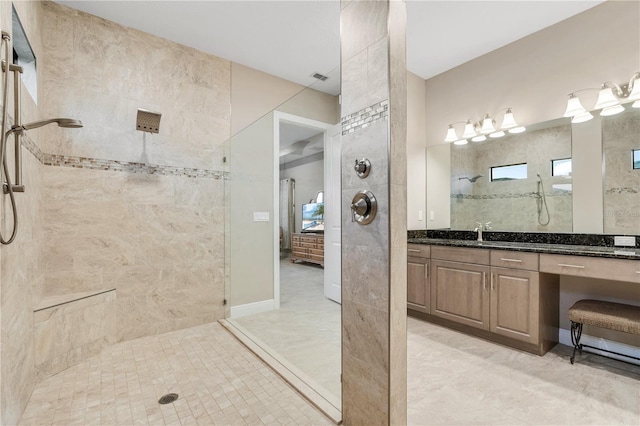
[408,238,640,261]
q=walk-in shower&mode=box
[0,30,83,244]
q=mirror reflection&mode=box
[448,119,573,232]
[603,106,640,234]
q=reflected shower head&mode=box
[21,118,83,130]
[459,175,483,183]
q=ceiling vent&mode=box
[311,72,328,81]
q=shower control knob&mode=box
[350,190,377,225]
[351,197,369,216]
[354,158,371,178]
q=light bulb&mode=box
[453,139,468,146]
[571,111,594,123]
[600,104,625,116]
[633,100,640,108]
[628,79,640,101]
[480,114,496,134]
[444,125,459,142]
[489,131,505,138]
[471,135,486,142]
[594,86,620,109]
[508,126,526,134]
[462,120,477,139]
[500,109,518,129]
[563,95,587,117]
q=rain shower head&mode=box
[20,118,83,130]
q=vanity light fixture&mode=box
[444,108,526,145]
[564,71,640,123]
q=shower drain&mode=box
[158,393,179,405]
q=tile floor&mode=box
[233,258,341,401]
[20,322,332,426]
[20,257,640,426]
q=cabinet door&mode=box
[490,267,539,344]
[408,257,429,313]
[430,260,490,330]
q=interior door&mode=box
[324,123,342,303]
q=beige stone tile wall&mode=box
[603,107,640,234]
[34,290,117,381]
[39,1,228,344]
[0,2,46,425]
[340,1,407,424]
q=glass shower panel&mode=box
[224,67,341,411]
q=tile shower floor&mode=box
[20,322,332,426]
[20,260,640,425]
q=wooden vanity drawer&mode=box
[491,250,539,271]
[408,244,430,258]
[431,246,490,265]
[539,254,640,283]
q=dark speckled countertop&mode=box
[408,238,640,260]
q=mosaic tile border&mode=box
[341,100,388,135]
[605,187,639,194]
[451,190,572,200]
[21,134,226,179]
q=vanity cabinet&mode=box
[411,245,559,355]
[407,244,430,313]
[490,251,541,344]
[431,259,490,329]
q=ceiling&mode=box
[56,0,604,96]
[54,0,604,159]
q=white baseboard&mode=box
[559,328,640,366]
[230,299,275,319]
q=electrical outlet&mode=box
[614,236,636,247]
[253,212,269,222]
[418,210,423,221]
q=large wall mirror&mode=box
[603,106,640,234]
[449,119,572,232]
[427,104,640,235]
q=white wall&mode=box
[407,71,427,230]
[425,144,450,229]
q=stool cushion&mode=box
[568,299,640,335]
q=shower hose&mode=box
[0,31,18,245]
[536,175,550,226]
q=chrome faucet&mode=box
[474,221,492,241]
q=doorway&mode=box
[229,111,342,412]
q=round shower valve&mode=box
[350,190,377,225]
[354,158,371,178]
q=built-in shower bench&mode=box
[34,288,116,381]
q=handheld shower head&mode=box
[21,118,83,130]
[459,175,483,183]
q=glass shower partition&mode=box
[223,67,342,417]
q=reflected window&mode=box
[491,163,527,181]
[552,158,572,176]
[634,150,640,170]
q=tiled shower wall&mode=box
[603,107,640,234]
[0,2,46,424]
[450,124,573,232]
[340,1,407,423]
[40,2,228,342]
